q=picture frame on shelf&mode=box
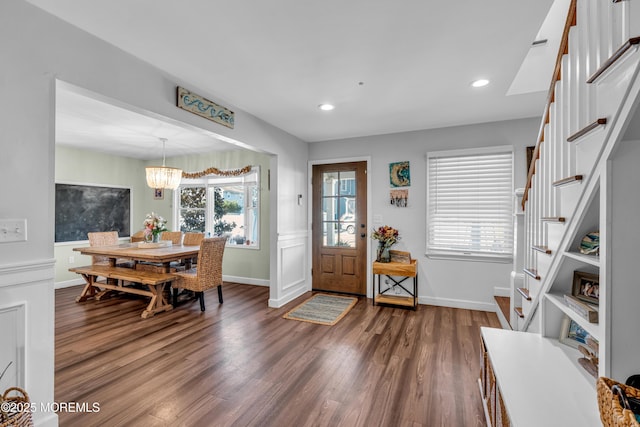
[559,316,590,349]
[572,271,599,305]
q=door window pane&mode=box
[322,171,356,248]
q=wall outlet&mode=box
[0,219,27,243]
[68,256,75,264]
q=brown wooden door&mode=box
[312,162,367,295]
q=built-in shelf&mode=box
[553,175,584,187]
[517,288,532,301]
[587,36,640,83]
[545,293,601,341]
[514,307,524,318]
[541,216,566,223]
[532,245,552,254]
[567,118,607,142]
[523,268,541,280]
[563,251,600,267]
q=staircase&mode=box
[514,0,640,342]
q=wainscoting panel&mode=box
[0,303,25,390]
[270,232,308,307]
[0,258,57,427]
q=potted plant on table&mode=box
[371,225,400,263]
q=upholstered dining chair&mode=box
[160,231,183,245]
[171,237,226,311]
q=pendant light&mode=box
[145,138,182,190]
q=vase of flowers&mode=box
[371,225,400,263]
[143,212,167,243]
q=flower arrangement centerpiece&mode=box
[143,212,167,243]
[371,225,400,263]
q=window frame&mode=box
[425,145,514,263]
[175,166,260,250]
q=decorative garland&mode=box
[181,165,252,179]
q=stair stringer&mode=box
[522,50,640,332]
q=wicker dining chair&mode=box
[182,232,205,246]
[130,229,146,243]
[87,231,120,265]
[171,237,226,311]
[160,231,183,245]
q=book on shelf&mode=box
[563,294,599,323]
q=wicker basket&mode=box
[598,377,640,427]
[0,387,33,427]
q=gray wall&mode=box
[309,117,538,310]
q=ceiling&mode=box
[27,0,565,159]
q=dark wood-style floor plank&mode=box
[55,283,501,426]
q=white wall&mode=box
[0,1,308,425]
[309,117,539,311]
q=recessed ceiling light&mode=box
[318,103,335,111]
[471,79,490,88]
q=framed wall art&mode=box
[572,270,599,305]
[389,161,410,187]
[154,188,164,200]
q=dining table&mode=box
[73,242,201,272]
[70,242,201,318]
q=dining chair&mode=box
[171,237,226,311]
[160,231,183,245]
[182,232,205,246]
[130,230,146,243]
[87,231,121,265]
[178,232,205,268]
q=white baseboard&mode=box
[222,275,269,287]
[55,278,84,289]
[418,296,496,312]
[268,286,307,308]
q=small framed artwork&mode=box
[572,271,599,305]
[559,316,590,349]
[389,161,410,187]
[154,188,164,200]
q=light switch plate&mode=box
[0,219,27,243]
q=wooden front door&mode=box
[312,162,367,295]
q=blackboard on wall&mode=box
[55,183,131,242]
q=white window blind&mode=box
[426,146,513,260]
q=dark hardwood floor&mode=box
[55,283,501,426]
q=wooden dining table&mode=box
[70,242,201,318]
[73,242,201,273]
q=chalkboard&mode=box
[55,183,131,242]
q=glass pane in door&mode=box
[322,171,356,248]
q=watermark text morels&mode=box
[1,401,100,413]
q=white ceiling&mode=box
[28,0,564,159]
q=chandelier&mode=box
[145,138,182,190]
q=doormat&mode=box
[283,293,358,326]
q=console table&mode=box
[372,259,417,309]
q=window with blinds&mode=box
[426,146,514,261]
